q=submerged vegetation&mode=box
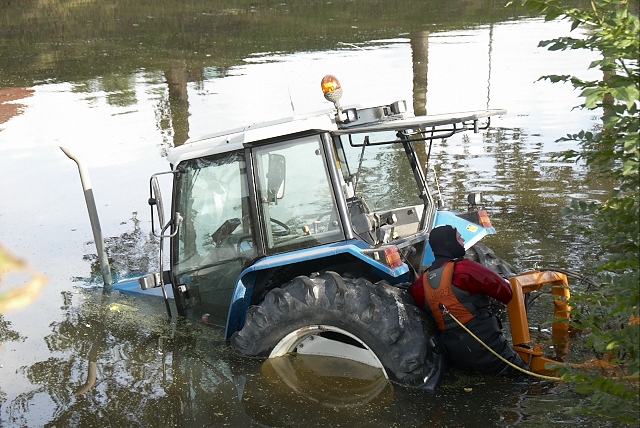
[512,0,639,423]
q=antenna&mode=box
[282,63,296,115]
[287,81,296,116]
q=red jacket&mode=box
[410,259,513,311]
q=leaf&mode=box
[0,274,47,313]
[580,87,605,109]
[622,160,639,176]
[548,41,568,51]
[545,9,563,21]
[0,246,25,275]
[588,59,603,69]
[0,246,48,313]
[540,74,571,83]
[571,18,581,31]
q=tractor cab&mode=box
[151,80,503,330]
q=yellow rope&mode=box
[444,307,563,381]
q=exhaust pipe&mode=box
[60,147,113,286]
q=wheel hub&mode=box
[269,325,387,378]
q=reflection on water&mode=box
[0,315,24,345]
[243,355,394,426]
[78,213,160,284]
[0,88,33,126]
[0,285,598,427]
[4,287,252,426]
[0,1,624,427]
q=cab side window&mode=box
[254,136,344,254]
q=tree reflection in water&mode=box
[4,283,403,426]
[5,285,255,426]
[78,212,160,285]
[0,316,23,345]
[0,315,24,413]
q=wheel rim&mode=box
[269,325,388,379]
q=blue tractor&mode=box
[126,75,512,389]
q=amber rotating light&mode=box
[321,74,343,110]
[320,75,358,123]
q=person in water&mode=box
[409,225,529,376]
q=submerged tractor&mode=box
[106,75,568,388]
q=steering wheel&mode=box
[270,217,290,237]
[211,218,241,245]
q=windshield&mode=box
[333,130,428,242]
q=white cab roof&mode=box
[166,106,506,167]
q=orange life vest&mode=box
[422,261,477,331]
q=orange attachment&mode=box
[508,270,571,375]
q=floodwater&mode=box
[0,1,618,427]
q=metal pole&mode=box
[60,147,114,286]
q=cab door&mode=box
[172,150,257,324]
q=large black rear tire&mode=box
[465,243,517,318]
[230,271,443,388]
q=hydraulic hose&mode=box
[439,303,563,381]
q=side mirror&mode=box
[148,171,177,237]
[267,153,286,203]
[150,175,165,231]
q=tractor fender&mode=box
[225,240,410,339]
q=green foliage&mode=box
[513,0,639,424]
[557,363,640,421]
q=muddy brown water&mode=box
[0,1,617,426]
